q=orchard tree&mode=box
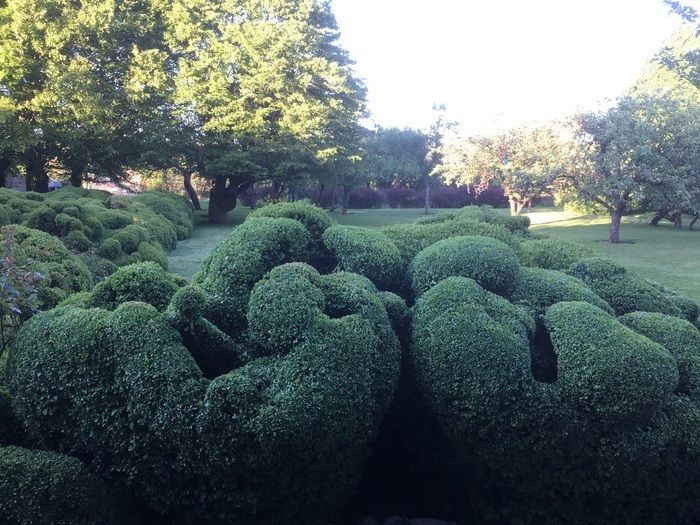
[423,103,453,214]
[562,94,700,243]
[441,124,570,215]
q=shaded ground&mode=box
[167,205,700,304]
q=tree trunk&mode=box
[509,197,517,216]
[317,184,325,207]
[183,171,201,210]
[70,165,83,188]
[0,157,10,188]
[25,149,48,193]
[673,212,683,229]
[650,209,667,226]
[609,203,624,244]
[208,176,237,223]
[341,186,350,215]
[329,188,336,212]
[690,214,699,231]
[424,178,431,214]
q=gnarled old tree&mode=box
[440,124,570,216]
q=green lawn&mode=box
[168,205,700,304]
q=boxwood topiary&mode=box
[510,266,612,317]
[98,238,122,260]
[409,235,522,297]
[517,237,593,270]
[0,387,24,446]
[544,301,678,425]
[0,446,116,525]
[194,217,313,334]
[570,257,686,318]
[7,303,206,514]
[2,225,93,308]
[322,225,405,291]
[88,262,181,311]
[382,217,517,263]
[619,312,700,400]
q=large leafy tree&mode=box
[441,124,570,215]
[0,0,170,190]
[561,94,700,243]
[164,0,366,222]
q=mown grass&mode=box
[168,204,700,304]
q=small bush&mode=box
[510,267,612,316]
[517,237,593,270]
[130,241,168,270]
[0,446,116,525]
[194,217,312,334]
[89,262,180,311]
[456,206,531,233]
[98,238,122,260]
[63,230,92,252]
[111,224,150,254]
[570,257,685,318]
[2,226,93,308]
[620,312,700,400]
[323,225,406,291]
[409,235,522,297]
[545,302,678,425]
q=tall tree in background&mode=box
[165,0,366,222]
[422,103,451,214]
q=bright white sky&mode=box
[332,0,691,135]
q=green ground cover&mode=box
[168,205,700,304]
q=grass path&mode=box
[168,206,700,304]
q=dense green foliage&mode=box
[0,188,194,278]
[510,266,612,316]
[0,446,116,525]
[517,237,594,270]
[247,201,337,268]
[1,225,93,308]
[322,225,405,290]
[194,217,312,334]
[569,256,693,319]
[409,235,522,296]
[7,200,700,524]
[620,311,700,400]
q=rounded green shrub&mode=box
[247,264,325,355]
[0,446,116,525]
[8,303,206,513]
[132,191,194,240]
[322,225,405,291]
[456,205,531,233]
[0,388,24,446]
[63,230,92,252]
[409,235,522,297]
[194,217,312,334]
[2,226,93,308]
[95,208,132,230]
[98,238,122,260]
[248,201,335,240]
[0,204,11,226]
[382,217,516,263]
[517,237,593,270]
[130,241,168,270]
[570,257,685,318]
[544,301,678,425]
[89,262,180,311]
[54,213,83,236]
[510,267,612,316]
[620,312,700,400]
[22,206,58,235]
[111,224,150,254]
